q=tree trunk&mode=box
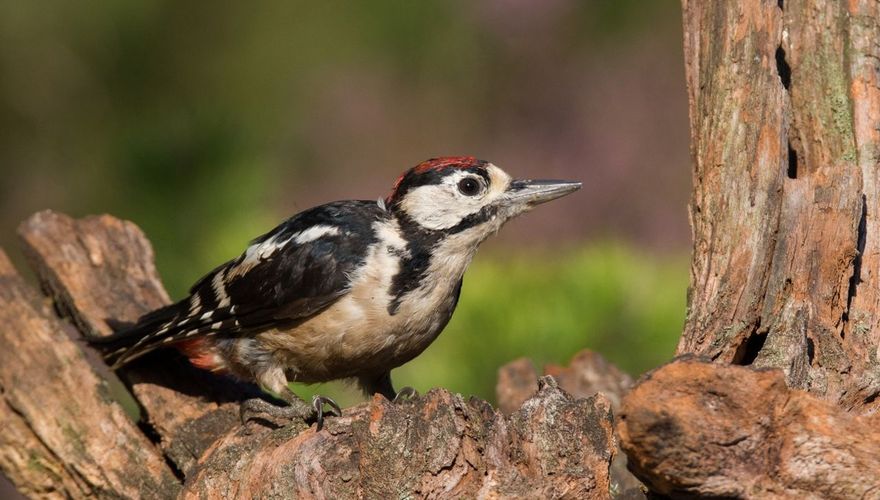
[617,1,880,497]
[678,0,880,412]
[0,211,628,499]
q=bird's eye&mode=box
[457,177,482,196]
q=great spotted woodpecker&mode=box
[95,157,580,427]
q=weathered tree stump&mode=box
[617,1,880,497]
[497,353,643,499]
[0,211,623,499]
[679,0,880,411]
[18,211,253,477]
[185,379,615,499]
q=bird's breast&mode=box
[259,220,470,382]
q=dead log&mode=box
[18,211,255,477]
[497,351,634,415]
[0,211,620,499]
[185,378,615,499]
[617,358,880,499]
[618,1,880,495]
[0,249,180,498]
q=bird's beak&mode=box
[502,179,582,208]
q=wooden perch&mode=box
[618,358,880,499]
[185,378,615,498]
[1,211,624,499]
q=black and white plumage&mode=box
[94,157,580,423]
[100,201,381,366]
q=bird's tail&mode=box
[90,301,189,368]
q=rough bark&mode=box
[186,378,615,499]
[0,249,180,498]
[679,0,880,412]
[613,2,880,496]
[1,211,620,499]
[497,352,643,500]
[618,358,880,499]
[17,211,255,477]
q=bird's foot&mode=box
[240,397,314,427]
[312,395,342,431]
[392,386,419,403]
[240,395,341,430]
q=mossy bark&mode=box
[678,0,880,413]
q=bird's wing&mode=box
[96,201,384,367]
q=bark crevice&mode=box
[775,46,792,91]
[786,141,798,179]
[618,359,880,498]
[731,319,767,366]
[678,0,878,411]
[842,193,867,328]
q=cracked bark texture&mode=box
[185,379,615,499]
[17,211,258,478]
[496,353,643,499]
[679,0,880,413]
[618,358,880,499]
[0,211,620,499]
[0,248,180,498]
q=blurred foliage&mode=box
[297,243,686,406]
[0,0,686,291]
[0,0,688,407]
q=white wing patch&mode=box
[234,233,291,274]
[188,293,201,313]
[227,225,340,279]
[212,272,231,308]
[294,225,340,244]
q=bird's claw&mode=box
[392,386,419,403]
[240,395,341,430]
[240,397,314,427]
[312,394,342,431]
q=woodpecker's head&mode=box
[386,157,580,245]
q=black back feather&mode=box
[90,200,385,368]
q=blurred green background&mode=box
[0,0,690,405]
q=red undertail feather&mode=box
[176,338,227,373]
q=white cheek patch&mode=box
[401,167,512,231]
[401,184,472,230]
[374,219,408,249]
